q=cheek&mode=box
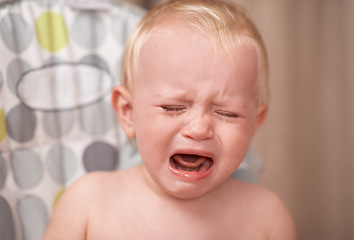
[221,123,254,157]
[225,134,249,156]
[133,109,171,158]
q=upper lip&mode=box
[170,148,215,161]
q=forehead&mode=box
[135,23,259,93]
[139,22,259,71]
[135,17,261,71]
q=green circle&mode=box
[35,12,68,52]
[0,108,7,142]
[52,188,65,210]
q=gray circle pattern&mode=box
[10,148,43,189]
[83,141,118,172]
[0,155,7,190]
[0,196,15,240]
[0,13,33,54]
[72,13,106,49]
[80,100,115,136]
[6,104,37,143]
[112,6,143,45]
[112,14,129,45]
[42,111,74,138]
[17,195,48,240]
[0,3,146,240]
[46,144,77,185]
[6,58,32,96]
[80,54,110,72]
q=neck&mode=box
[138,164,232,213]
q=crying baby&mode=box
[43,1,297,239]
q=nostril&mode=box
[181,118,214,141]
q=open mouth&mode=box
[170,154,213,173]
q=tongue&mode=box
[171,154,212,172]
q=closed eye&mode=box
[161,105,186,112]
[216,111,240,118]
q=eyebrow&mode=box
[153,89,191,100]
[213,98,250,111]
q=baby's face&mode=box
[131,23,265,199]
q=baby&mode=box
[43,0,297,239]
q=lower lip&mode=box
[168,160,213,182]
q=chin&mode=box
[160,179,218,200]
[166,188,209,200]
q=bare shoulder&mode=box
[228,179,298,240]
[58,171,123,204]
[42,171,123,240]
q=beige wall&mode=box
[250,1,354,239]
[121,0,354,239]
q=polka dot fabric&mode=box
[0,0,144,239]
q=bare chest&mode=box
[85,200,266,240]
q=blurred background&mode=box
[122,0,354,239]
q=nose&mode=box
[181,114,214,141]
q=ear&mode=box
[253,103,268,134]
[111,85,136,138]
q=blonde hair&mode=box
[121,0,269,104]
